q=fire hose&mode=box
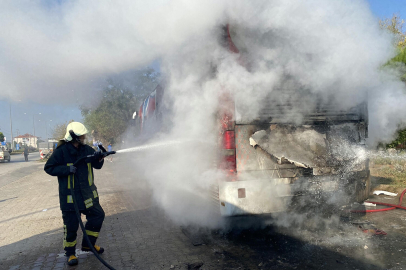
[351,188,406,213]
[69,147,116,270]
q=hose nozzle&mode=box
[102,151,116,157]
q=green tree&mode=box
[0,132,4,142]
[81,68,159,144]
[380,15,406,149]
[51,121,73,140]
[380,14,406,77]
[81,87,137,145]
[132,68,160,102]
[379,14,406,48]
[387,129,406,149]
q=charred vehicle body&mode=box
[136,25,370,217]
[216,88,369,216]
[215,25,369,216]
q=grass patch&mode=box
[372,157,406,166]
[370,156,406,192]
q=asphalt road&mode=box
[0,151,42,188]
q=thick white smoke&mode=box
[145,0,406,226]
[2,0,406,226]
[0,0,224,103]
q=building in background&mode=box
[14,134,38,148]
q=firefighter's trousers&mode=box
[62,203,105,256]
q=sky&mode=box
[0,0,404,143]
[367,0,405,19]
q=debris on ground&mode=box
[357,225,387,235]
[362,202,376,207]
[351,221,387,236]
[373,190,398,196]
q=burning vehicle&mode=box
[216,87,369,216]
[136,25,370,217]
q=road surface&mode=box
[0,153,405,269]
[0,151,41,188]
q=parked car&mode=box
[0,146,11,162]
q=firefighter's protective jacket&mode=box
[44,142,104,211]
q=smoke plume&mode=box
[2,0,406,227]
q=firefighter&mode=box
[44,122,105,266]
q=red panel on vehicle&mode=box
[223,131,235,149]
[220,154,236,173]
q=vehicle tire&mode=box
[8,157,11,162]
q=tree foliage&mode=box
[51,120,74,140]
[379,14,406,48]
[81,68,159,145]
[387,129,406,149]
[81,87,137,145]
[0,132,4,142]
[380,15,406,72]
[379,15,406,148]
[132,68,160,102]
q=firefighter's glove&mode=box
[69,166,77,174]
[98,144,107,153]
[93,151,104,162]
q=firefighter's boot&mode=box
[67,255,78,266]
[81,244,104,254]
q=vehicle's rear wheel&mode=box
[8,157,11,162]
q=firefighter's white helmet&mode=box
[64,122,89,141]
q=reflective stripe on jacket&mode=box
[44,142,104,211]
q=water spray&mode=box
[115,140,211,154]
[116,140,183,153]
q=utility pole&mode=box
[9,104,13,150]
[46,120,48,150]
[33,115,35,137]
